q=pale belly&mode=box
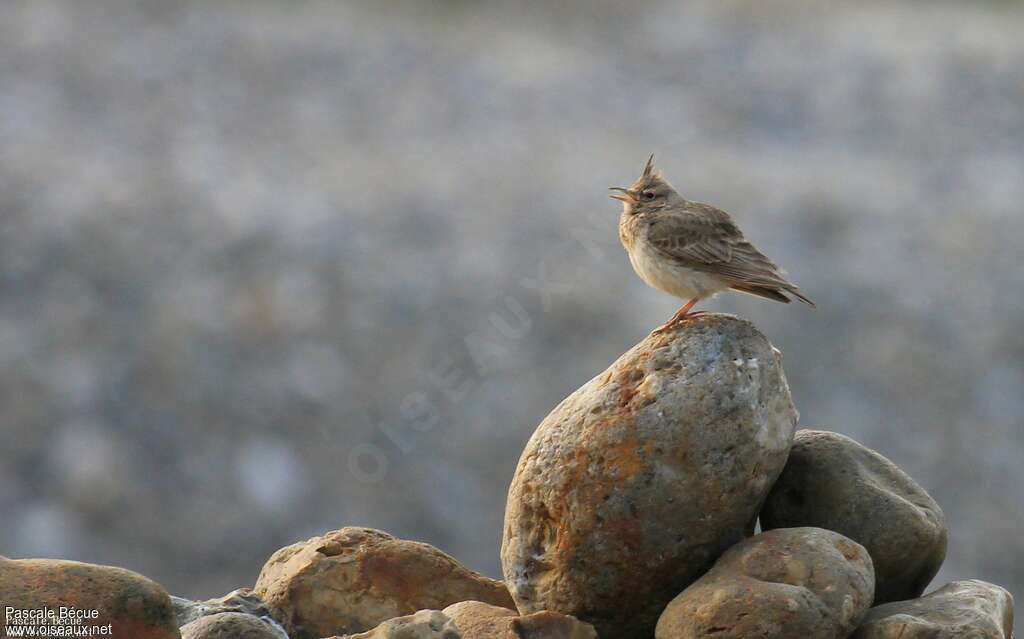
[628,240,729,300]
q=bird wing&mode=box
[646,202,807,295]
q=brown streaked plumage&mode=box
[611,155,814,331]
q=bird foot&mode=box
[651,298,704,335]
[651,311,707,335]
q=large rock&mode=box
[254,527,514,639]
[328,610,460,639]
[760,429,947,604]
[852,580,1014,639]
[443,601,597,638]
[0,557,179,639]
[180,611,284,639]
[172,588,280,628]
[501,315,798,638]
[656,527,875,639]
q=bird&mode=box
[610,154,814,332]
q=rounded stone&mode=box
[328,610,461,639]
[656,527,875,639]
[254,527,514,639]
[0,557,178,639]
[181,611,283,639]
[851,580,1014,639]
[760,429,947,604]
[501,315,798,638]
[173,588,278,628]
[443,600,597,639]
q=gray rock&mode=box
[656,527,875,639]
[173,588,282,629]
[442,601,597,638]
[255,527,513,639]
[328,610,460,639]
[851,580,1014,639]
[501,315,798,639]
[760,429,947,604]
[181,611,286,639]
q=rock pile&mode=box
[501,315,798,637]
[760,429,948,605]
[0,314,1014,638]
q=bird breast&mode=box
[621,216,729,300]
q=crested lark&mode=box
[612,155,814,332]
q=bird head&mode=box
[609,154,682,215]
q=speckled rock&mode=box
[0,557,179,639]
[852,580,1014,639]
[760,429,947,604]
[254,527,514,639]
[328,610,460,639]
[501,314,798,638]
[655,527,875,639]
[180,611,284,639]
[172,588,280,629]
[442,601,597,639]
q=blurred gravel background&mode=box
[1,0,1022,600]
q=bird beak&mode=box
[608,187,634,203]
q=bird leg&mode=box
[667,297,704,324]
[653,298,703,334]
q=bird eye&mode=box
[641,190,656,200]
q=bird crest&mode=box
[642,153,656,178]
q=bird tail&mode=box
[730,284,816,308]
[788,287,816,307]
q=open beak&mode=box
[608,187,635,203]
